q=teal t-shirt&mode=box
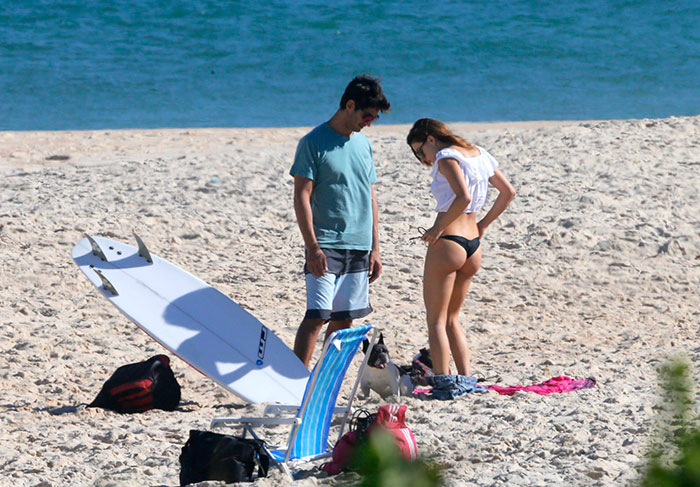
[290,122,377,250]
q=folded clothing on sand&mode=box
[485,376,596,396]
[419,374,486,400]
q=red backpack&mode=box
[370,405,417,461]
[323,405,417,475]
[89,355,181,414]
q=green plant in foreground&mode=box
[641,358,700,487]
[351,430,444,487]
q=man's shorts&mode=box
[304,248,373,321]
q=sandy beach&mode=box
[1,116,699,487]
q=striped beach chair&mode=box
[210,324,377,479]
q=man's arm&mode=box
[369,184,382,283]
[293,175,327,277]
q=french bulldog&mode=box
[359,333,414,400]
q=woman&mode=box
[407,118,516,397]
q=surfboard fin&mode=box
[85,234,108,261]
[133,232,153,264]
[93,269,118,296]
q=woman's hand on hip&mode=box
[421,226,443,245]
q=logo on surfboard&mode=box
[256,326,268,365]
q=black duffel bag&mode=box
[179,429,270,485]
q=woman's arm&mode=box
[477,169,516,237]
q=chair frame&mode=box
[210,325,377,479]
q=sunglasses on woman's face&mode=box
[361,112,379,123]
[412,139,427,160]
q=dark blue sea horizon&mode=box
[1,0,698,131]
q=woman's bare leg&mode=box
[423,240,467,375]
[445,248,482,375]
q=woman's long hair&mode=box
[406,118,475,166]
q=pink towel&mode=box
[485,376,596,396]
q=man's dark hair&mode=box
[339,75,391,112]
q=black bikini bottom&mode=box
[440,235,481,258]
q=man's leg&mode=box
[295,264,335,367]
[294,317,327,367]
[324,319,353,342]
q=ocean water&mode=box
[1,0,698,130]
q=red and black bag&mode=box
[89,354,181,414]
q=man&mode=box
[290,75,391,367]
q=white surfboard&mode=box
[72,234,310,405]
